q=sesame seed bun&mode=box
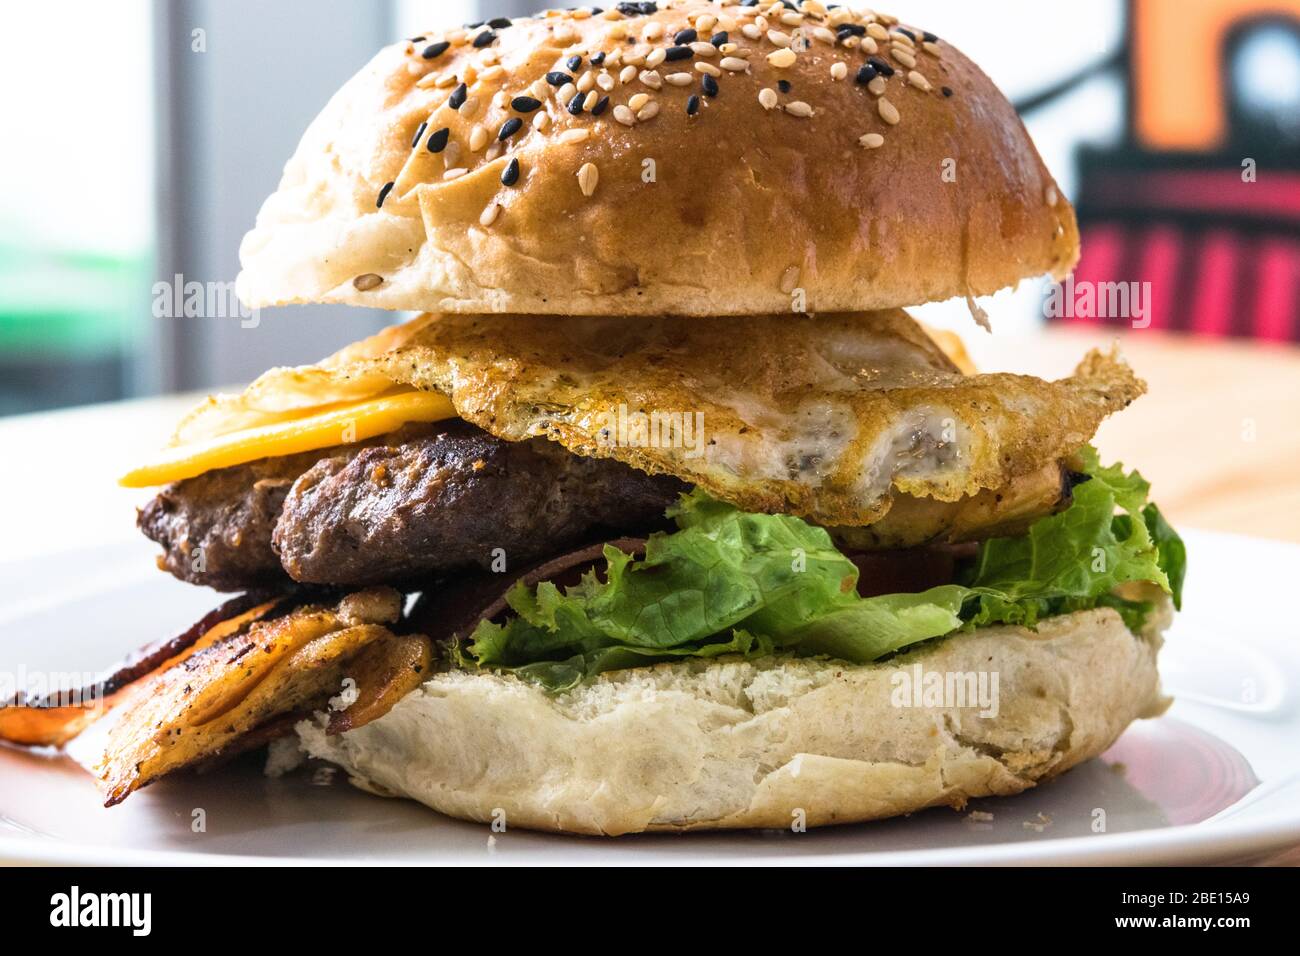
[236,1,1079,317]
[296,598,1170,835]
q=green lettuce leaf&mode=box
[458,449,1185,691]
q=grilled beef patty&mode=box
[139,421,684,591]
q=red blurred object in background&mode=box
[1064,0,1300,342]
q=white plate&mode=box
[2,529,1298,866]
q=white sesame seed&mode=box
[583,89,599,110]
[577,71,595,93]
[619,64,637,84]
[861,37,879,55]
[532,111,550,131]
[578,162,599,197]
[485,141,503,161]
[741,23,762,40]
[443,142,462,167]
[867,75,887,96]
[780,12,803,26]
[479,202,500,227]
[892,47,917,69]
[646,48,667,69]
[691,41,717,57]
[878,96,900,124]
[859,132,885,148]
[767,47,797,68]
[813,26,836,44]
[469,124,489,151]
[480,64,505,82]
[695,61,722,76]
[613,104,637,126]
[639,70,663,90]
[628,92,650,111]
[758,87,778,109]
[353,273,383,291]
[720,56,750,72]
[559,127,590,144]
[460,96,480,119]
[908,70,932,92]
[892,30,916,48]
[637,99,660,121]
[785,100,814,117]
[923,41,941,56]
[697,14,718,33]
[597,71,615,92]
[768,29,792,47]
[665,72,694,86]
[556,81,577,103]
[644,21,664,41]
[830,61,848,80]
[867,23,889,41]
[443,167,468,181]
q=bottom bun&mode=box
[296,600,1172,835]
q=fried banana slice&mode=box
[96,588,415,804]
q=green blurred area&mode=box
[0,240,150,416]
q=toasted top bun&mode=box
[237,1,1079,317]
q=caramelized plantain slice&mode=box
[96,587,407,805]
[829,460,1075,551]
[327,632,434,735]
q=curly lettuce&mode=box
[457,449,1185,691]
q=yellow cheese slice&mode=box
[120,390,456,488]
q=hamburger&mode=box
[0,1,1185,836]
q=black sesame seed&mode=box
[567,54,583,70]
[501,157,520,187]
[567,92,586,115]
[778,79,791,93]
[781,0,796,9]
[740,0,758,6]
[464,21,483,29]
[448,83,468,109]
[711,31,729,47]
[686,94,700,116]
[488,17,512,29]
[592,95,610,116]
[701,73,719,97]
[411,120,428,148]
[867,55,895,77]
[837,23,866,38]
[941,86,953,97]
[896,28,916,41]
[511,95,542,112]
[498,117,523,140]
[546,71,572,87]
[591,51,606,65]
[665,45,692,61]
[426,126,450,152]
[472,30,497,48]
[376,181,394,208]
[674,28,697,44]
[855,64,876,85]
[923,31,939,43]
[421,41,450,60]
[617,1,657,15]
[409,36,426,43]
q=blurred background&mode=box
[0,0,1296,414]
